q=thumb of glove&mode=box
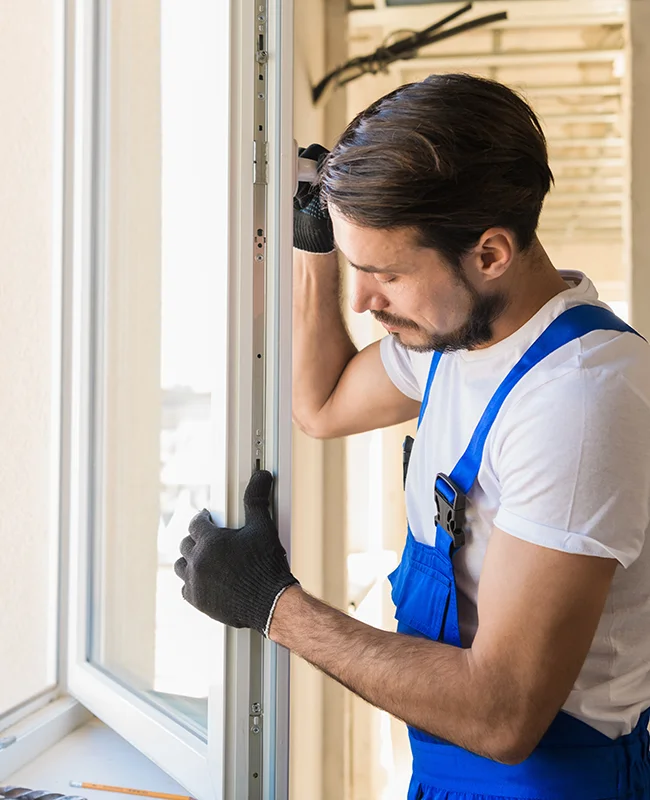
[243,469,274,526]
[299,142,329,167]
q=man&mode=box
[175,74,650,798]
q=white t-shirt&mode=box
[380,271,650,738]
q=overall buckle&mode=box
[434,474,466,548]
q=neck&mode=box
[480,241,569,349]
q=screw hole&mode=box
[257,354,262,359]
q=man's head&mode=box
[320,73,554,352]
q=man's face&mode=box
[330,208,507,353]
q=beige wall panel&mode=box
[292,3,353,798]
[0,0,57,715]
[503,26,602,50]
[627,0,650,337]
[291,2,327,798]
[500,62,618,87]
[543,240,625,293]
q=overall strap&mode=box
[449,304,643,496]
[418,351,443,429]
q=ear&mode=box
[467,228,515,283]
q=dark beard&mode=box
[372,289,508,354]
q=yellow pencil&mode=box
[69,782,195,800]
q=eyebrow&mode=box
[347,260,397,275]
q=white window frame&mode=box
[1,1,293,797]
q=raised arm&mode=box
[292,249,419,439]
[291,143,418,439]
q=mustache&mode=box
[371,310,419,331]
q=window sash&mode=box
[64,1,294,798]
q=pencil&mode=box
[69,782,195,800]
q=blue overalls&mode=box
[388,304,650,800]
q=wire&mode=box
[312,3,508,105]
[313,2,473,102]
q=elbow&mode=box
[490,738,536,766]
[292,409,331,440]
[415,715,537,766]
[484,717,544,766]
[462,657,547,765]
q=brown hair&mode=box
[320,73,553,267]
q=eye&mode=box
[375,274,396,285]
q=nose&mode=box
[349,270,389,315]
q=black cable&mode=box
[312,5,508,105]
[335,13,509,89]
[313,3,473,102]
[312,3,474,103]
[381,2,473,59]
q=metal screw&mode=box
[252,702,261,713]
[251,725,261,735]
[256,254,264,261]
[258,93,265,99]
[257,14,265,21]
[256,51,269,64]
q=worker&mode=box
[175,74,650,798]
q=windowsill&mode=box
[5,718,190,800]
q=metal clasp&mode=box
[434,473,466,548]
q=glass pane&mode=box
[0,1,58,719]
[89,0,229,735]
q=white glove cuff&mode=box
[263,583,299,639]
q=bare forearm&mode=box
[270,586,520,761]
[292,249,357,433]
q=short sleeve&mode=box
[493,369,650,567]
[380,334,422,401]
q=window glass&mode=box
[89,0,228,735]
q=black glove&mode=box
[294,143,335,254]
[174,470,298,636]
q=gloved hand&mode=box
[174,470,299,637]
[294,143,335,254]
